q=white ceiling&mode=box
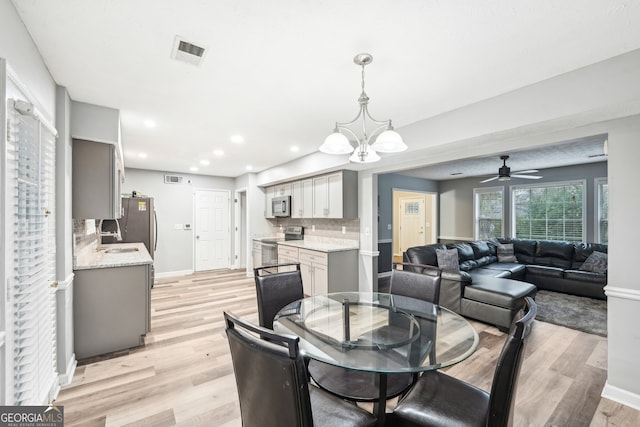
[11,0,640,177]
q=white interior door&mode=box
[399,196,426,254]
[195,190,230,271]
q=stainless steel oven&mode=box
[260,240,279,266]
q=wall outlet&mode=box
[174,223,183,230]
[341,226,346,234]
[312,225,315,232]
[387,224,392,230]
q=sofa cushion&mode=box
[501,239,537,264]
[469,268,511,279]
[436,248,460,272]
[497,244,517,263]
[482,262,526,277]
[469,241,494,267]
[535,240,573,269]
[525,264,564,278]
[463,277,536,309]
[564,269,607,284]
[579,251,608,274]
[404,244,447,267]
[447,243,476,271]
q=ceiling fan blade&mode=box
[512,169,539,174]
[511,174,542,180]
[480,176,499,183]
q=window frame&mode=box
[510,179,587,242]
[473,186,504,240]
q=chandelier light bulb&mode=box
[371,129,407,153]
[319,131,352,154]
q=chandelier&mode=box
[319,53,406,163]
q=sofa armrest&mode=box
[439,270,472,314]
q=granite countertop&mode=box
[277,239,359,253]
[74,242,153,270]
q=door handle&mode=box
[196,235,200,239]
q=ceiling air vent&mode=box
[164,174,184,184]
[171,36,207,66]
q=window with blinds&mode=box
[511,181,585,242]
[596,178,608,244]
[474,187,504,240]
[5,98,57,405]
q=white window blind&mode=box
[596,178,608,244]
[6,99,57,405]
[474,187,503,240]
[512,181,585,242]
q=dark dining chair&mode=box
[389,262,442,304]
[254,263,304,329]
[224,312,377,427]
[389,296,537,427]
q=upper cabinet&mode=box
[291,179,312,218]
[73,139,122,219]
[264,183,292,218]
[264,170,357,220]
[312,170,358,219]
[70,101,124,219]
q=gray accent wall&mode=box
[377,173,439,241]
[437,161,607,243]
[122,168,235,275]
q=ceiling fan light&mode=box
[319,131,352,154]
[349,146,380,163]
[371,129,407,153]
[498,176,511,182]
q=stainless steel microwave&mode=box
[272,196,291,217]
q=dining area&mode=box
[224,262,537,427]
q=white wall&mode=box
[123,168,235,276]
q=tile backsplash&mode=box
[73,219,97,253]
[270,218,360,244]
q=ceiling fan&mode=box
[480,155,542,183]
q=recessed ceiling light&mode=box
[144,119,156,128]
[200,159,210,166]
[231,135,244,143]
[245,165,253,171]
[138,152,148,158]
[213,149,224,156]
[189,166,199,172]
[291,146,299,153]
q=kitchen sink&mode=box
[105,247,139,254]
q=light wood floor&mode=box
[55,269,640,426]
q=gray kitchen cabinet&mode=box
[291,178,312,218]
[252,240,262,269]
[73,263,151,359]
[312,170,358,219]
[72,138,122,219]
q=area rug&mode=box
[534,290,607,336]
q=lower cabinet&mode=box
[73,264,151,359]
[297,248,358,296]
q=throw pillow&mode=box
[497,243,518,263]
[436,248,460,272]
[580,251,608,274]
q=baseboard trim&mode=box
[155,269,194,279]
[602,382,640,411]
[360,250,380,257]
[58,355,77,387]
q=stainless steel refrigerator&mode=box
[103,197,157,258]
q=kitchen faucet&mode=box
[96,219,122,250]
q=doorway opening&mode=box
[392,189,438,263]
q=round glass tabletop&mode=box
[274,292,480,374]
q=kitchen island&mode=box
[73,242,153,359]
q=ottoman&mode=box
[460,276,537,331]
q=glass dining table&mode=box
[274,292,480,426]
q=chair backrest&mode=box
[487,297,537,427]
[254,263,304,329]
[224,312,313,427]
[390,262,442,304]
